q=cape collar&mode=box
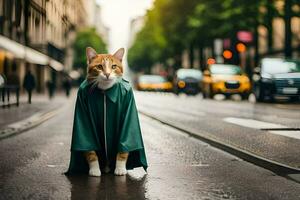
[102,83,118,103]
[88,80,120,103]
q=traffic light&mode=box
[207,58,216,65]
[236,43,246,53]
[223,50,233,59]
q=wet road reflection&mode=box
[67,173,146,200]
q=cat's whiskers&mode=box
[87,76,101,92]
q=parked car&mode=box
[202,64,251,99]
[136,75,173,92]
[253,58,300,102]
[173,69,202,95]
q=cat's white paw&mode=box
[114,160,127,176]
[89,167,101,177]
[114,167,127,176]
[88,161,101,177]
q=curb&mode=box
[0,107,61,140]
[139,110,300,183]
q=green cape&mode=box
[66,78,148,174]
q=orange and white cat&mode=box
[85,47,129,176]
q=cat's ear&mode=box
[113,48,125,62]
[86,47,97,64]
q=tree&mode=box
[187,0,263,66]
[128,0,199,71]
[128,0,167,72]
[73,28,107,74]
[128,0,299,73]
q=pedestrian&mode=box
[7,63,20,86]
[62,77,72,97]
[7,62,20,106]
[46,80,55,99]
[23,68,35,104]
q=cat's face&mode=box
[86,47,124,90]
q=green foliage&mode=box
[128,0,299,72]
[128,0,168,72]
[187,0,263,43]
[73,28,107,73]
[128,0,211,72]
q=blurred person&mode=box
[63,77,72,97]
[0,74,6,104]
[7,62,20,86]
[46,80,55,99]
[23,69,36,104]
[7,62,20,105]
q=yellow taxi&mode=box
[202,64,251,99]
[137,75,173,92]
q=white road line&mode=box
[223,117,300,140]
[223,117,287,129]
[269,130,300,140]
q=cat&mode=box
[85,47,129,176]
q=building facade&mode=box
[0,0,88,93]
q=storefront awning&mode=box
[0,35,64,71]
[25,47,49,65]
[49,59,64,71]
[0,35,25,59]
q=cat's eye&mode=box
[97,64,103,69]
[112,64,117,69]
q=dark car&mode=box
[253,58,300,102]
[174,69,202,95]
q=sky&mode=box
[96,0,153,53]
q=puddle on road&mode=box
[66,172,147,200]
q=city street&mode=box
[1,91,300,200]
[0,0,299,199]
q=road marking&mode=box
[223,117,300,140]
[190,163,210,167]
[223,117,287,129]
[269,130,300,140]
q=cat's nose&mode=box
[104,73,110,79]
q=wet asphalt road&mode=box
[135,92,300,169]
[1,92,300,199]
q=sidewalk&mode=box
[0,91,73,139]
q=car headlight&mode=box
[178,81,185,88]
[252,74,260,82]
